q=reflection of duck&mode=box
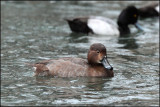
[138,3,159,18]
[65,6,143,36]
[35,77,111,92]
[67,32,88,43]
[118,34,139,49]
[84,77,112,91]
[30,43,113,77]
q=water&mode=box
[1,1,159,106]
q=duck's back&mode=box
[138,3,159,18]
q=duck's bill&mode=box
[101,56,113,71]
[135,22,144,31]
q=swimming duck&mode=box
[30,43,113,77]
[65,6,143,36]
[138,3,159,18]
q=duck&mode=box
[30,43,114,77]
[138,2,159,18]
[65,5,143,36]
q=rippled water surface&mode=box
[1,1,159,106]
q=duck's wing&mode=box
[46,58,88,77]
[87,16,119,36]
[89,16,118,27]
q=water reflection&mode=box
[118,34,139,49]
[32,76,113,103]
[67,33,89,43]
[34,76,112,91]
[84,77,112,91]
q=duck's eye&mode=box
[97,51,100,54]
[133,14,137,18]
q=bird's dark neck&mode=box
[118,24,130,36]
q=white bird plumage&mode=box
[88,16,120,36]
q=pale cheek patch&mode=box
[87,18,119,36]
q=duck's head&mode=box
[87,43,113,71]
[118,5,143,31]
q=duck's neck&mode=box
[88,62,114,77]
[118,24,130,36]
[88,62,102,66]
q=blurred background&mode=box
[1,1,159,106]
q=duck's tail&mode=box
[25,62,35,67]
[25,63,37,72]
[64,18,73,22]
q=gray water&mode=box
[1,1,159,106]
